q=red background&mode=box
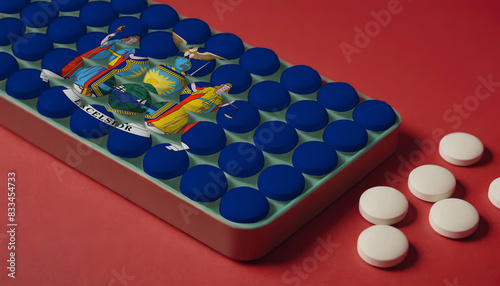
[1,0,500,285]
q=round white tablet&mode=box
[488,177,500,209]
[359,186,408,225]
[408,164,455,202]
[439,132,484,166]
[429,198,479,239]
[357,225,409,268]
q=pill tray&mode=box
[0,0,400,260]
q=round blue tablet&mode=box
[143,143,189,180]
[111,0,147,14]
[140,31,178,59]
[0,18,25,46]
[52,0,88,12]
[258,165,305,201]
[317,82,359,112]
[292,141,338,176]
[211,64,252,94]
[0,52,19,81]
[216,100,260,133]
[69,105,115,138]
[248,81,290,112]
[41,48,79,77]
[172,18,211,45]
[0,0,30,14]
[140,4,179,29]
[76,32,107,55]
[323,120,368,152]
[218,142,265,178]
[352,100,397,131]
[281,65,322,94]
[180,165,228,202]
[205,33,244,60]
[21,2,59,28]
[47,17,86,44]
[107,123,152,158]
[239,47,280,76]
[286,100,329,132]
[108,17,148,39]
[13,33,53,61]
[181,122,226,156]
[37,86,81,118]
[6,69,50,100]
[80,1,118,27]
[254,121,298,154]
[219,187,270,223]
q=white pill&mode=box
[359,186,408,225]
[439,132,484,166]
[408,164,456,202]
[357,225,409,268]
[488,177,500,209]
[429,198,479,239]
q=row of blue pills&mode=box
[0,0,397,224]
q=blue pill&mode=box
[47,17,87,44]
[141,4,179,29]
[20,2,59,28]
[0,18,25,46]
[109,17,148,39]
[13,33,54,61]
[317,82,359,112]
[76,32,107,55]
[204,33,245,60]
[292,141,338,176]
[79,1,118,27]
[172,18,211,45]
[111,0,147,14]
[52,0,88,12]
[107,124,152,158]
[353,100,397,131]
[180,165,228,202]
[0,52,19,81]
[0,0,30,14]
[218,142,265,178]
[140,31,178,59]
[219,187,270,223]
[248,81,290,112]
[37,86,81,118]
[6,69,50,100]
[281,65,322,94]
[211,64,252,94]
[41,48,79,77]
[181,121,227,156]
[286,100,329,132]
[216,100,260,133]
[323,120,368,152]
[258,165,305,201]
[254,121,298,154]
[69,105,115,138]
[239,47,280,76]
[143,143,189,180]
